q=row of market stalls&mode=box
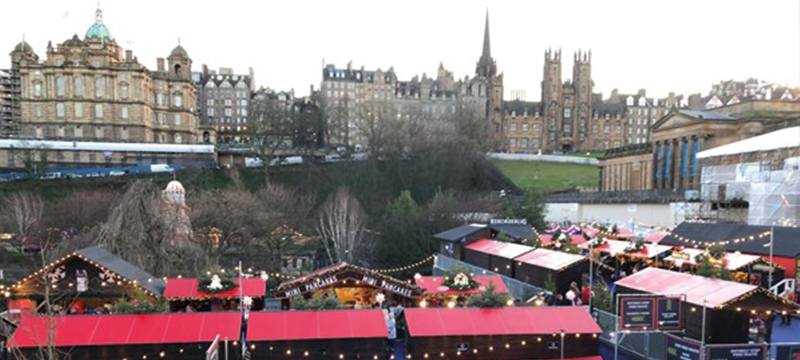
[8,307,603,360]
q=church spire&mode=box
[475,9,496,78]
[482,9,491,59]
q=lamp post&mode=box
[765,227,774,290]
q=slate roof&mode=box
[433,224,487,242]
[489,223,535,240]
[660,223,800,258]
[76,246,166,295]
[678,110,736,121]
[503,100,541,115]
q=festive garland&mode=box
[623,238,646,253]
[442,272,479,291]
[198,268,238,294]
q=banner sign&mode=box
[656,297,682,330]
[620,297,655,330]
[206,335,220,360]
[665,334,701,360]
[705,344,767,360]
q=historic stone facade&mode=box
[8,8,199,144]
[196,66,254,143]
[598,143,654,192]
[539,49,592,152]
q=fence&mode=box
[593,308,669,360]
[433,255,547,300]
[488,152,599,166]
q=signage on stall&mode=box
[665,334,701,360]
[303,276,338,292]
[490,219,528,225]
[705,344,767,360]
[456,343,469,352]
[620,297,655,330]
[381,280,413,297]
[656,296,682,330]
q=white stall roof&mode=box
[697,127,800,159]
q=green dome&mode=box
[170,45,189,58]
[85,8,112,40]
[13,41,34,53]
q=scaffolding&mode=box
[0,61,22,137]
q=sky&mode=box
[2,0,799,99]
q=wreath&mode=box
[623,238,646,253]
[198,267,238,294]
[443,272,479,291]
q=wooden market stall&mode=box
[579,239,672,276]
[615,268,800,344]
[415,275,509,307]
[8,247,165,316]
[513,249,589,295]
[404,307,602,360]
[164,278,267,312]
[463,240,534,278]
[246,310,389,360]
[273,262,424,309]
[7,312,242,360]
[664,249,782,287]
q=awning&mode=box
[416,276,508,295]
[515,249,586,271]
[9,313,241,348]
[405,307,601,337]
[164,278,266,299]
[615,268,758,307]
[665,249,763,271]
[247,310,387,341]
[465,239,534,260]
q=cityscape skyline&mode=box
[1,0,798,99]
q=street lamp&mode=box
[763,227,774,290]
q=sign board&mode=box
[547,341,559,351]
[206,335,220,360]
[656,297,682,330]
[705,344,767,360]
[665,334,701,360]
[263,299,283,311]
[490,218,528,225]
[735,163,761,182]
[620,297,655,330]
[456,343,469,352]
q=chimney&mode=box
[638,88,646,97]
[125,50,133,62]
[157,58,165,71]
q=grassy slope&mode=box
[491,160,599,193]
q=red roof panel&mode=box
[164,278,266,298]
[416,276,508,295]
[465,239,534,260]
[405,307,601,337]
[247,310,387,341]
[615,268,757,307]
[515,249,586,271]
[9,313,241,348]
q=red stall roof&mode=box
[644,232,668,243]
[615,268,758,307]
[405,307,601,337]
[465,239,534,260]
[664,249,763,271]
[416,276,509,295]
[164,278,266,299]
[9,313,241,348]
[515,249,586,271]
[579,239,672,259]
[247,310,387,341]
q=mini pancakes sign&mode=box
[274,262,423,299]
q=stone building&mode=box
[195,66,254,144]
[598,143,653,192]
[539,49,593,152]
[7,7,199,144]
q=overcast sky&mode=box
[2,0,798,99]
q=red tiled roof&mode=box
[465,239,534,260]
[9,313,241,348]
[164,278,266,298]
[405,307,601,337]
[246,310,387,341]
[416,276,508,295]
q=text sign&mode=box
[657,297,682,330]
[665,335,701,360]
[620,297,655,330]
[706,344,767,360]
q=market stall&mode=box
[8,247,164,316]
[273,262,423,308]
[579,239,672,276]
[463,240,534,278]
[415,275,509,307]
[246,310,389,360]
[615,268,800,344]
[164,277,266,312]
[404,307,602,360]
[513,249,588,295]
[7,312,241,360]
[664,249,782,287]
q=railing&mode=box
[545,188,697,204]
[433,255,547,300]
[488,152,600,166]
[769,278,796,298]
[593,308,668,360]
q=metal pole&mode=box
[701,299,707,360]
[239,260,244,312]
[560,330,565,360]
[769,227,774,290]
[614,293,620,360]
[589,240,594,309]
[224,337,229,360]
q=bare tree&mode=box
[446,102,499,152]
[317,187,368,264]
[321,98,352,146]
[6,192,44,251]
[250,92,294,184]
[354,100,403,156]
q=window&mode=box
[88,152,96,162]
[157,93,164,106]
[73,151,80,162]
[95,127,104,139]
[225,99,232,106]
[121,84,128,99]
[175,134,183,144]
[74,77,83,97]
[225,108,232,116]
[241,108,247,116]
[174,113,182,126]
[615,125,622,134]
[95,104,103,118]
[174,94,182,107]
[34,83,41,97]
[511,111,516,117]
[75,126,83,138]
[56,103,65,117]
[35,126,43,138]
[75,103,83,117]
[510,123,517,132]
[564,109,572,118]
[509,138,517,148]
[522,122,529,131]
[121,127,129,140]
[121,106,128,119]
[95,77,104,98]
[34,71,41,79]
[521,138,528,148]
[35,104,42,117]
[56,77,65,97]
[604,125,610,134]
[207,108,214,116]
[207,99,214,106]
[57,126,65,138]
[240,99,248,106]
[626,96,634,106]
[533,123,542,132]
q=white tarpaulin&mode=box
[697,126,800,159]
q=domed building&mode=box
[1,7,205,167]
[162,180,192,246]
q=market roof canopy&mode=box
[488,222,535,240]
[434,224,487,242]
[164,278,266,299]
[660,223,800,258]
[247,310,387,341]
[615,268,762,308]
[9,313,241,348]
[465,239,534,260]
[697,126,800,159]
[405,307,601,337]
[515,249,586,271]
[415,276,508,295]
[665,249,763,271]
[580,239,672,259]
